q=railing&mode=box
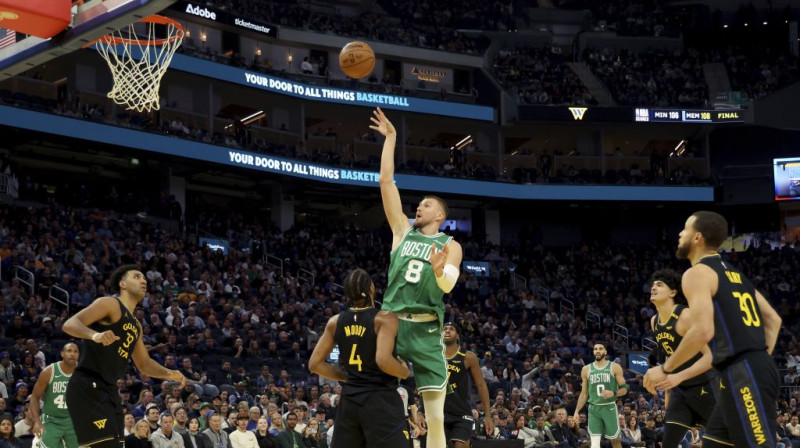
[560,298,575,321]
[642,337,658,352]
[613,324,630,350]
[510,272,528,293]
[263,253,284,277]
[0,173,18,199]
[14,266,34,297]
[49,285,70,314]
[532,285,551,308]
[329,282,344,300]
[586,310,601,328]
[297,268,315,287]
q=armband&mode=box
[619,383,629,389]
[435,264,459,293]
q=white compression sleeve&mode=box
[435,264,459,293]
[421,389,446,448]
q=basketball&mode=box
[339,41,375,79]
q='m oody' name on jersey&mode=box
[400,241,435,260]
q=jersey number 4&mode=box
[53,394,67,409]
[349,345,363,372]
[404,260,425,283]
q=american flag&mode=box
[0,28,16,50]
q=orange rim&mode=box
[84,15,184,48]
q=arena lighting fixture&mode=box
[451,135,473,151]
[241,110,265,125]
[670,140,687,157]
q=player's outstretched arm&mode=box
[755,290,782,355]
[309,315,346,382]
[375,311,410,379]
[466,351,494,436]
[131,327,185,385]
[573,365,590,420]
[29,364,53,438]
[371,108,410,244]
[62,296,119,345]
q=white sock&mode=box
[591,434,602,448]
[421,390,446,448]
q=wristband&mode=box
[91,332,102,342]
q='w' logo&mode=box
[93,419,107,429]
[569,107,588,120]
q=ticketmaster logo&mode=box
[234,18,271,34]
[185,4,216,20]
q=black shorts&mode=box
[665,380,716,429]
[444,413,473,445]
[331,389,410,448]
[703,351,779,448]
[66,370,125,447]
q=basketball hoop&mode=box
[89,15,184,113]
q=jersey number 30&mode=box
[404,260,425,283]
[733,292,761,327]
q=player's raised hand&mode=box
[91,330,120,346]
[369,107,396,137]
[430,243,449,277]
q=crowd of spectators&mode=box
[0,195,797,447]
[582,46,709,108]
[709,44,800,101]
[558,0,681,37]
[206,0,490,55]
[2,77,713,189]
[492,45,596,106]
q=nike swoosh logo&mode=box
[428,327,439,333]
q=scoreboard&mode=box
[635,108,744,123]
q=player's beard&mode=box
[413,218,424,229]
[675,241,691,259]
[594,353,604,361]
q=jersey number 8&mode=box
[404,260,425,283]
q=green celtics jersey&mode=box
[587,361,617,405]
[383,227,453,324]
[42,362,71,418]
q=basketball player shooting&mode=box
[371,107,463,448]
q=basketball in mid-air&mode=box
[339,41,375,79]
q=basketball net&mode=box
[92,15,184,113]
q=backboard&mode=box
[0,0,177,80]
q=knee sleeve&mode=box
[591,434,602,448]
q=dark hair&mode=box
[691,211,728,249]
[424,195,449,219]
[0,416,15,441]
[650,269,685,305]
[593,342,607,350]
[344,268,373,307]
[110,264,141,293]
